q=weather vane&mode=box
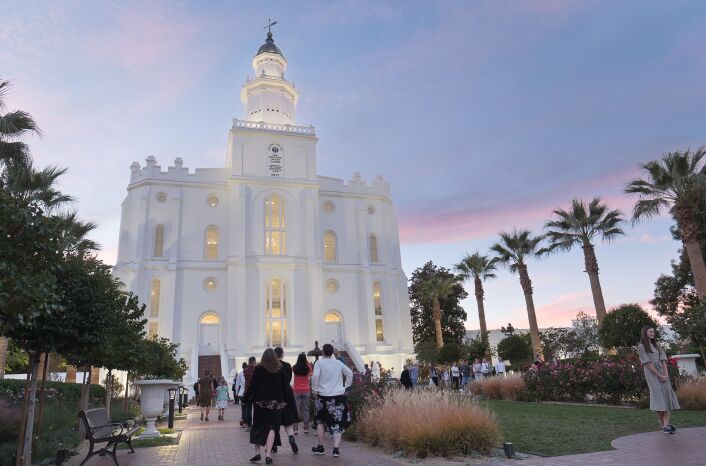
[264,19,278,34]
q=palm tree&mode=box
[454,252,497,345]
[0,78,40,167]
[626,148,706,302]
[419,276,459,348]
[491,229,547,360]
[544,198,625,326]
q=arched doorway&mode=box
[324,312,343,348]
[199,312,220,355]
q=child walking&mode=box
[216,376,230,421]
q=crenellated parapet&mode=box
[128,156,228,185]
[318,172,391,197]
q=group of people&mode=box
[193,371,230,422]
[195,344,353,464]
[422,357,506,391]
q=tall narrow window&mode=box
[373,281,384,342]
[369,234,379,263]
[266,278,287,347]
[323,230,337,262]
[205,226,219,259]
[265,195,286,255]
[153,225,165,258]
[149,279,161,338]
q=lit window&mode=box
[205,226,219,259]
[324,312,340,322]
[373,281,384,342]
[153,225,165,258]
[207,195,219,207]
[325,279,339,293]
[156,192,167,203]
[203,277,217,291]
[149,279,160,338]
[200,313,219,324]
[323,201,335,213]
[266,278,287,347]
[265,195,286,255]
[323,230,337,262]
[369,234,378,263]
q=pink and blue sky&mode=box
[3,0,705,329]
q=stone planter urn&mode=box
[134,379,175,438]
[672,354,701,377]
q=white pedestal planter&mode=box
[672,354,701,377]
[134,379,176,438]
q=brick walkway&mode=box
[70,406,706,466]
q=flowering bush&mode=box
[523,354,680,405]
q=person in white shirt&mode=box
[450,363,460,390]
[495,357,506,377]
[235,363,247,427]
[311,344,353,458]
[481,358,490,378]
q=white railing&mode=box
[233,119,316,135]
[344,341,366,372]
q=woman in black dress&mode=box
[243,348,289,464]
[273,346,299,453]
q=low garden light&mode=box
[307,341,323,362]
[503,442,516,458]
[178,386,186,413]
[167,387,178,428]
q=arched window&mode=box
[266,278,287,347]
[369,234,379,263]
[373,281,384,342]
[323,230,337,262]
[265,195,286,255]
[205,226,219,259]
[324,312,341,322]
[153,225,165,258]
[149,279,161,337]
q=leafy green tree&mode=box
[599,304,659,350]
[539,327,569,361]
[413,340,439,365]
[626,148,706,302]
[463,332,492,362]
[409,262,468,347]
[544,198,625,326]
[419,275,461,348]
[135,337,188,380]
[437,342,463,364]
[496,333,532,365]
[454,252,497,348]
[491,229,548,359]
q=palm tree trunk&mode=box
[0,337,9,379]
[474,277,488,338]
[674,204,706,304]
[518,265,542,360]
[105,369,112,418]
[433,298,444,348]
[582,243,607,325]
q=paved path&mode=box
[70,406,705,466]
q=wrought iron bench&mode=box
[78,408,140,465]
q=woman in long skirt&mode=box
[637,326,680,434]
[273,346,299,453]
[243,348,290,464]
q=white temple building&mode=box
[113,30,413,386]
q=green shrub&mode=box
[599,304,659,350]
[0,379,105,404]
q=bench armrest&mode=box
[90,422,125,438]
[114,417,139,429]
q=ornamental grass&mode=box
[356,388,498,458]
[677,376,706,411]
[470,374,526,400]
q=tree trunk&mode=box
[105,369,112,418]
[14,362,31,466]
[0,337,9,379]
[18,353,40,466]
[77,370,88,439]
[674,203,706,303]
[582,243,607,325]
[433,298,444,348]
[474,277,488,338]
[518,265,542,360]
[123,374,130,417]
[34,353,50,450]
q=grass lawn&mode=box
[487,400,706,457]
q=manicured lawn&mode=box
[487,400,706,457]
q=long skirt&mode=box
[314,394,351,435]
[250,405,283,446]
[281,385,300,426]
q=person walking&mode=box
[409,363,419,388]
[243,348,290,464]
[311,343,353,457]
[292,352,312,434]
[274,346,299,453]
[216,376,230,421]
[638,326,680,434]
[495,357,506,377]
[197,370,214,422]
[461,360,471,391]
[400,365,413,390]
[242,356,257,431]
[450,363,460,390]
[236,362,247,427]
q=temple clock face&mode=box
[267,143,284,177]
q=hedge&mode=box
[0,379,105,404]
